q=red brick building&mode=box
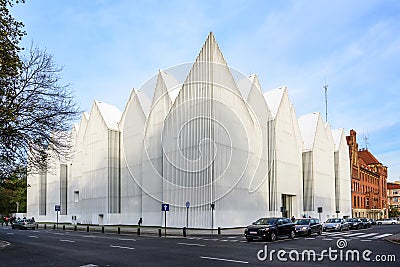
[346,130,388,219]
[387,182,400,216]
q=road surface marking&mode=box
[82,235,96,238]
[29,236,39,238]
[54,233,64,235]
[32,231,39,233]
[79,264,98,267]
[178,242,205,247]
[360,240,372,242]
[60,239,75,243]
[201,256,249,264]
[110,245,135,250]
[6,233,14,235]
[220,239,229,242]
[357,233,378,238]
[227,236,237,239]
[229,240,238,242]
[118,238,136,241]
[370,233,392,239]
[343,232,365,237]
[322,238,333,241]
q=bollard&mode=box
[53,224,56,230]
[118,227,120,234]
[158,228,162,237]
[87,225,89,232]
[218,227,221,235]
[102,226,104,233]
[137,227,140,236]
[44,224,47,229]
[63,225,65,231]
[183,227,187,237]
[74,225,77,231]
[36,224,38,229]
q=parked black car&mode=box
[358,218,372,228]
[244,217,295,242]
[294,218,322,236]
[347,218,363,230]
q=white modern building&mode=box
[27,33,351,228]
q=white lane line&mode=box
[220,240,229,242]
[361,240,372,242]
[80,264,98,267]
[357,233,378,238]
[343,232,365,237]
[322,238,333,241]
[118,238,136,241]
[239,240,247,243]
[60,239,75,243]
[370,233,392,239]
[6,233,14,235]
[178,242,205,247]
[229,240,238,242]
[110,245,135,250]
[227,236,237,239]
[201,256,249,264]
[54,233,64,236]
[82,235,96,238]
[32,231,39,233]
[29,236,38,238]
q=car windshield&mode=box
[326,219,341,223]
[253,218,277,225]
[294,219,310,225]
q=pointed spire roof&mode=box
[95,100,122,131]
[298,112,320,151]
[194,32,229,65]
[264,87,286,119]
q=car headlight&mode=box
[335,224,340,229]
[301,226,308,231]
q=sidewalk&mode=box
[34,223,245,237]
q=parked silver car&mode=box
[11,219,37,230]
[323,218,349,232]
[376,218,398,225]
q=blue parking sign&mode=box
[55,205,61,211]
[162,203,169,211]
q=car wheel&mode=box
[318,228,322,235]
[269,232,277,242]
[378,222,382,225]
[246,237,253,242]
[356,225,360,230]
[339,227,342,232]
[392,222,396,225]
[289,230,295,239]
[307,230,311,236]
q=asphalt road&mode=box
[0,224,399,266]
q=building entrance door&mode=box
[282,194,294,218]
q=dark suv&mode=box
[244,217,295,242]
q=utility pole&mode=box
[323,82,328,122]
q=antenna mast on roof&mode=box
[323,80,328,122]
[363,129,369,150]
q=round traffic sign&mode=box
[186,201,190,208]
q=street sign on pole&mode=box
[55,205,61,229]
[185,201,190,229]
[162,203,169,237]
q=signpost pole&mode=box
[186,207,189,229]
[57,210,59,229]
[164,210,167,237]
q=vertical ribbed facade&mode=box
[39,172,47,215]
[60,164,67,215]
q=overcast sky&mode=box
[12,0,400,181]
